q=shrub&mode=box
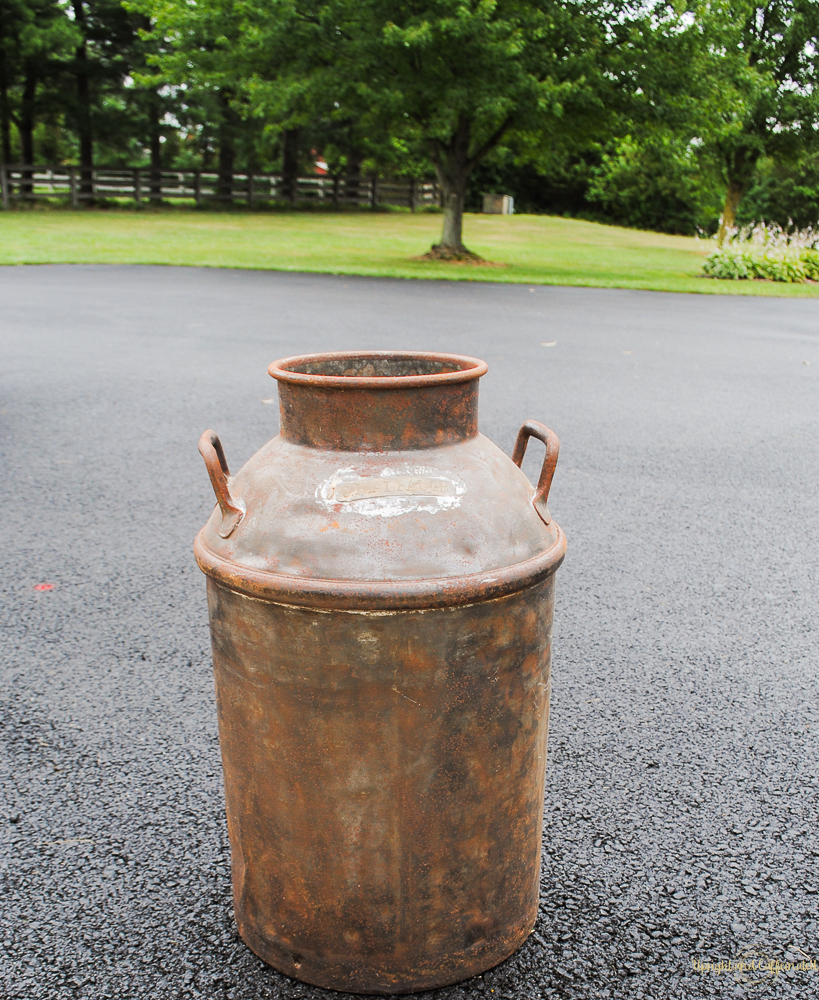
[586,135,722,236]
[701,222,819,282]
[702,247,752,279]
[802,250,819,280]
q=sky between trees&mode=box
[2,0,818,251]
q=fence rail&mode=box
[0,165,442,210]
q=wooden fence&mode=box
[0,165,442,210]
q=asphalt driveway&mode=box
[1,265,818,1000]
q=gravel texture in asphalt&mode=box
[1,265,818,1000]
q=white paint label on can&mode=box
[316,467,464,517]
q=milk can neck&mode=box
[268,352,488,452]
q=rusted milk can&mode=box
[194,352,566,994]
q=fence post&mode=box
[0,165,8,210]
[248,172,254,207]
[194,170,202,206]
[370,176,378,208]
[69,166,78,208]
[409,178,417,213]
[134,168,141,205]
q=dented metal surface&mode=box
[194,351,566,994]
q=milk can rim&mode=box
[269,351,488,390]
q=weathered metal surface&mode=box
[208,578,554,993]
[194,351,566,994]
[198,430,246,538]
[271,354,484,452]
[512,420,560,527]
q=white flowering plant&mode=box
[701,223,819,283]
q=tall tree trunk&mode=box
[717,180,746,246]
[345,152,362,206]
[717,147,758,246]
[281,128,300,205]
[72,0,93,201]
[422,113,512,260]
[426,117,476,259]
[435,170,469,253]
[0,51,12,166]
[149,95,162,203]
[217,94,235,203]
[20,66,36,197]
[217,127,234,202]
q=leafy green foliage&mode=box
[686,1,819,236]
[702,221,819,281]
[0,0,81,162]
[3,0,819,241]
[739,153,819,230]
[341,0,625,250]
[585,135,722,235]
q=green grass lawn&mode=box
[2,206,818,296]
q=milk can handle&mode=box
[512,420,560,526]
[198,429,245,538]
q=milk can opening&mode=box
[269,351,488,387]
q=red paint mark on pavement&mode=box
[34,583,54,591]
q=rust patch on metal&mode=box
[270,351,486,451]
[209,578,555,994]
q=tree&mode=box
[133,0,629,247]
[585,133,722,233]
[739,151,819,229]
[0,0,78,174]
[690,1,819,242]
[128,0,269,196]
[65,0,142,195]
[118,15,184,198]
[323,0,624,258]
[568,3,726,234]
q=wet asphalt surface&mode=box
[1,265,818,1000]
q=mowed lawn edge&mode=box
[2,208,819,297]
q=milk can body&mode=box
[194,353,566,994]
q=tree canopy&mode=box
[2,0,819,238]
[690,0,819,240]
